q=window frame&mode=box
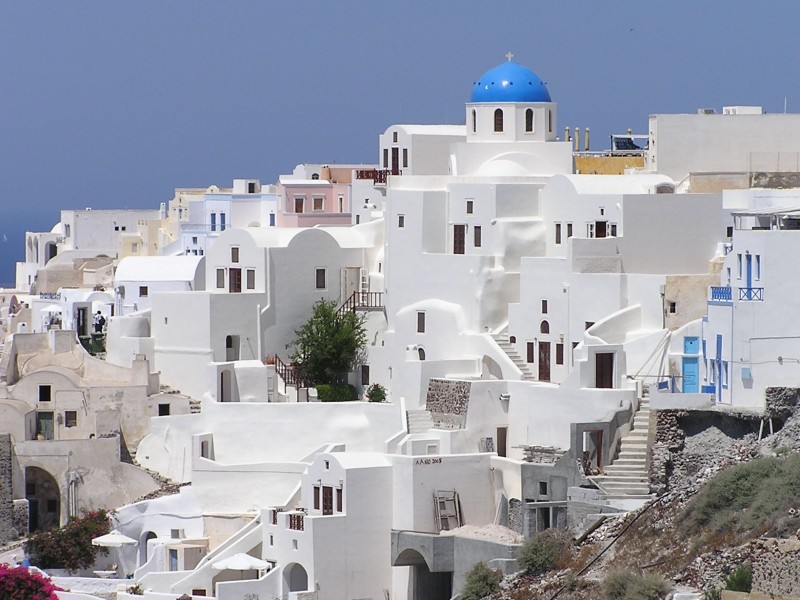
[315,268,326,290]
[417,311,426,333]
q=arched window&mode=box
[494,109,504,132]
[540,320,550,334]
[418,347,426,361]
[509,335,516,344]
[525,109,533,132]
[471,109,477,133]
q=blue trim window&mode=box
[211,212,217,232]
[722,361,729,388]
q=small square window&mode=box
[39,385,52,402]
[466,200,473,214]
[539,481,548,496]
[158,403,170,416]
[313,197,324,211]
[417,312,426,333]
[398,214,405,228]
[231,247,239,263]
[64,411,77,427]
[139,286,148,297]
[192,236,198,244]
[668,302,677,314]
[315,268,326,290]
[726,226,733,238]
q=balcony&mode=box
[739,287,764,301]
[709,286,732,302]
[354,169,401,184]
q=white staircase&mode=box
[490,332,535,381]
[590,396,652,499]
[406,409,434,433]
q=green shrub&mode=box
[724,564,752,592]
[517,530,570,576]
[25,509,111,572]
[316,383,357,402]
[366,383,387,402]
[702,588,722,600]
[460,561,502,600]
[603,570,671,600]
[684,454,800,535]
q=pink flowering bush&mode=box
[0,563,61,600]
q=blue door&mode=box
[682,357,699,393]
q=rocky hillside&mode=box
[492,389,800,599]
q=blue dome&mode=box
[470,61,552,103]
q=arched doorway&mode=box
[394,549,452,600]
[140,531,157,566]
[284,562,309,592]
[25,466,61,532]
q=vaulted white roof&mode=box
[115,255,204,283]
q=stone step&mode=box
[597,474,649,483]
[603,466,647,476]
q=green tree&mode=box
[25,509,111,572]
[288,299,367,386]
[460,562,502,600]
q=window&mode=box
[229,268,242,293]
[556,343,564,365]
[555,223,562,245]
[39,385,51,402]
[313,197,324,211]
[756,254,761,280]
[231,247,239,263]
[540,320,550,334]
[403,148,408,168]
[542,300,548,314]
[418,347,426,361]
[269,213,275,226]
[114,225,119,231]
[294,197,304,213]
[610,223,618,237]
[139,285,148,297]
[398,214,405,228]
[269,534,274,546]
[361,364,370,385]
[737,254,742,278]
[726,226,733,238]
[494,108,504,132]
[415,312,426,334]
[392,131,398,143]
[567,223,573,238]
[65,224,71,237]
[246,269,255,290]
[383,148,388,168]
[466,200,473,214]
[539,481,548,496]
[668,302,677,314]
[525,108,534,132]
[248,181,256,193]
[315,268,326,290]
[548,110,553,132]
[210,213,216,231]
[355,215,360,224]
[64,411,77,427]
[338,196,344,213]
[336,487,343,512]
[474,226,482,247]
[587,223,595,238]
[526,342,534,363]
[314,486,320,510]
[216,269,225,289]
[158,403,170,416]
[220,213,226,231]
[471,109,476,133]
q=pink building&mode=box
[276,166,355,227]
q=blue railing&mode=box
[739,287,764,301]
[710,286,732,301]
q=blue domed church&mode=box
[466,57,558,144]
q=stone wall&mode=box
[508,498,523,535]
[425,379,471,429]
[0,434,17,542]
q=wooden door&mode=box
[538,342,551,382]
[391,147,399,174]
[453,225,466,255]
[595,353,614,388]
[229,268,242,293]
[322,486,333,515]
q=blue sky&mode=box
[1,1,798,283]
